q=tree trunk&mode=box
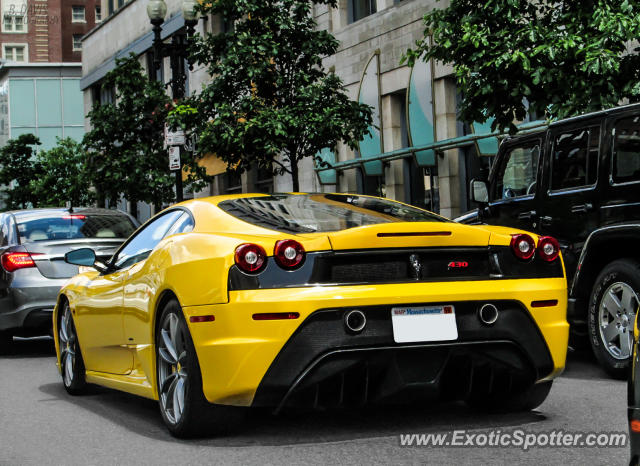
[128,199,138,221]
[291,158,299,192]
[154,201,163,215]
[96,189,106,208]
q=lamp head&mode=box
[181,0,198,22]
[147,0,167,21]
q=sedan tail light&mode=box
[234,243,267,273]
[537,236,560,262]
[1,252,37,272]
[274,239,305,269]
[510,234,536,261]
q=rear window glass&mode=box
[612,115,640,184]
[15,212,137,242]
[550,126,600,191]
[218,194,447,233]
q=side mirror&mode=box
[65,248,108,273]
[65,248,96,266]
[470,179,489,204]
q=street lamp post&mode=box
[146,0,198,203]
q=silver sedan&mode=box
[0,208,138,351]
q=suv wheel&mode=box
[588,259,640,379]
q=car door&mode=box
[73,209,184,375]
[537,119,602,277]
[73,266,131,374]
[485,135,543,232]
[122,211,195,347]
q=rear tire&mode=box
[58,301,87,395]
[467,381,553,412]
[155,299,244,438]
[588,259,640,379]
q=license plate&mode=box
[391,305,458,343]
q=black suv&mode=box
[462,104,640,378]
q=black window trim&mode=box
[107,206,194,272]
[547,124,601,196]
[609,113,640,188]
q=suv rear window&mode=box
[218,194,447,233]
[550,126,600,191]
[612,115,640,184]
[15,212,137,242]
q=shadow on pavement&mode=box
[562,347,611,380]
[39,378,546,447]
[0,336,55,359]
[28,340,612,447]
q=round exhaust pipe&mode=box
[344,310,366,333]
[478,303,499,326]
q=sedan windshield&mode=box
[15,211,137,243]
[218,194,447,233]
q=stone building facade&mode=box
[81,0,492,221]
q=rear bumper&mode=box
[0,268,67,333]
[183,278,568,407]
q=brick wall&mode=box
[0,0,95,63]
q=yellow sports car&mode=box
[54,193,568,437]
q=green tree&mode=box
[172,0,373,191]
[405,0,640,133]
[0,133,41,209]
[84,55,203,215]
[30,138,94,208]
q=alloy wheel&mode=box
[58,303,77,387]
[598,281,639,360]
[158,312,188,425]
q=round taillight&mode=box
[274,239,305,269]
[234,243,267,273]
[510,234,536,261]
[537,236,560,262]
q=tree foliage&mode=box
[30,138,94,208]
[84,55,199,210]
[0,133,41,209]
[405,0,640,133]
[171,0,373,191]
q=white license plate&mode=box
[391,305,458,343]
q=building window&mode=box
[3,12,25,32]
[72,5,85,22]
[72,35,82,51]
[348,0,376,23]
[95,5,102,22]
[3,44,26,62]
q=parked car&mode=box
[56,193,568,437]
[0,208,138,351]
[459,104,640,378]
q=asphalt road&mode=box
[0,337,629,466]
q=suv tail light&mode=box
[1,252,37,272]
[274,239,305,269]
[234,243,267,273]
[537,236,560,262]
[510,234,536,260]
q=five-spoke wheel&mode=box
[58,300,86,394]
[589,259,640,379]
[598,282,638,360]
[158,311,189,425]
